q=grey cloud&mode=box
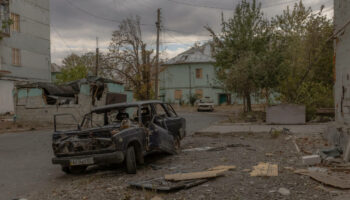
[51,0,333,64]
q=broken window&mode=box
[0,0,10,37]
[10,13,19,32]
[174,90,182,100]
[91,84,105,106]
[12,48,20,66]
[196,68,203,79]
[154,104,167,117]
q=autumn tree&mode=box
[104,16,154,100]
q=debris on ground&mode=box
[165,168,229,181]
[302,155,321,166]
[295,169,350,189]
[182,143,250,152]
[250,163,278,177]
[319,147,342,160]
[151,196,163,200]
[278,187,290,196]
[129,178,209,192]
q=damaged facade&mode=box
[0,0,51,114]
[327,0,350,154]
[15,77,133,124]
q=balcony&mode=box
[0,0,10,37]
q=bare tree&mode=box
[104,16,155,100]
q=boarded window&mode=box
[174,90,182,100]
[195,89,203,99]
[196,68,203,79]
[12,48,20,66]
[10,13,20,32]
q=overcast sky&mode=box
[50,0,334,65]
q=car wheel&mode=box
[69,166,87,174]
[125,146,137,174]
[61,166,71,174]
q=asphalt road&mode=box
[0,112,226,200]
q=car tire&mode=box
[125,146,137,174]
[69,166,87,174]
[61,166,71,174]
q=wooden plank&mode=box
[250,163,278,177]
[295,169,350,189]
[165,169,226,181]
[208,165,236,171]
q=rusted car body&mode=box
[51,101,186,174]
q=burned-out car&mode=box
[52,101,186,174]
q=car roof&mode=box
[91,100,164,113]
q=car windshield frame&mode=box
[81,105,141,129]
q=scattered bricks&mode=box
[302,155,321,166]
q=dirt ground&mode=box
[26,131,349,200]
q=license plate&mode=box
[70,157,94,166]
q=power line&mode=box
[51,26,74,53]
[63,0,155,27]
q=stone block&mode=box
[266,104,306,125]
[302,155,321,166]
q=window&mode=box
[174,90,182,100]
[10,13,20,32]
[195,89,203,99]
[154,104,167,116]
[12,48,21,66]
[196,68,203,79]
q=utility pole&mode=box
[95,37,99,77]
[155,8,161,99]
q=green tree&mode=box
[56,53,93,83]
[274,1,334,119]
[208,0,273,112]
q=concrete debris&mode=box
[295,169,350,189]
[250,163,278,177]
[278,187,291,196]
[319,147,342,159]
[302,155,321,166]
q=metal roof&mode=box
[164,42,215,65]
[91,100,164,113]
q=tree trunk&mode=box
[246,93,252,112]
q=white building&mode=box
[0,0,51,114]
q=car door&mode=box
[153,103,185,139]
[145,104,176,154]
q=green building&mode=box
[160,43,231,105]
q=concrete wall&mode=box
[15,83,133,124]
[0,0,50,81]
[0,80,14,113]
[266,104,306,125]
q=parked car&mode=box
[197,97,214,112]
[51,101,186,174]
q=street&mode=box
[0,112,225,200]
